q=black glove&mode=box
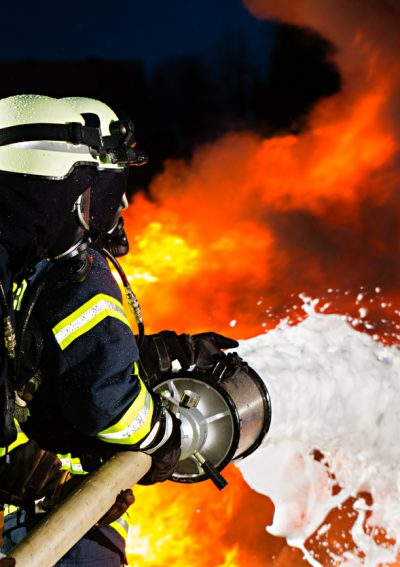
[139,331,239,384]
[191,332,239,371]
[138,396,182,485]
[0,440,62,506]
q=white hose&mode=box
[8,451,151,567]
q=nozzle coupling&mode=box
[3,316,16,359]
[124,287,143,326]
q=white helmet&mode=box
[0,94,146,180]
[0,94,98,179]
[62,96,147,171]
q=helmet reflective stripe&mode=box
[0,144,97,179]
[0,94,98,178]
[97,373,154,445]
[10,141,94,155]
[52,293,130,351]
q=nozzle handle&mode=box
[193,451,228,491]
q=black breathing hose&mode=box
[101,248,145,347]
[0,278,17,447]
[15,279,47,383]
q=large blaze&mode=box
[126,466,301,567]
[118,0,400,564]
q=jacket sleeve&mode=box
[34,250,154,446]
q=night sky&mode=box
[0,1,341,190]
[0,0,274,70]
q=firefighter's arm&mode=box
[46,254,180,483]
[92,330,238,484]
[95,364,181,485]
[52,299,181,484]
[0,428,135,527]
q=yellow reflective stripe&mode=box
[110,510,131,541]
[58,453,87,475]
[0,420,29,457]
[12,279,28,311]
[52,293,130,350]
[97,367,154,445]
[4,503,19,516]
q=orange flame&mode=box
[121,87,400,343]
[125,466,303,567]
[119,1,400,564]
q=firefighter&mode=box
[0,93,140,565]
[0,94,111,447]
[0,96,237,566]
[0,96,180,566]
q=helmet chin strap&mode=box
[50,238,88,261]
[47,187,91,261]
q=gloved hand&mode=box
[138,396,182,485]
[139,331,239,384]
[191,332,239,371]
[96,488,135,527]
[0,440,62,506]
[0,557,16,566]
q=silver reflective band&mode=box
[10,140,94,154]
[115,517,129,533]
[97,390,152,441]
[53,294,129,350]
[139,421,160,450]
[142,409,174,455]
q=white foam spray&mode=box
[236,298,400,566]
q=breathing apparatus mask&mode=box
[0,94,144,270]
[88,169,130,251]
[42,96,147,263]
[46,168,131,266]
[101,214,129,258]
[49,97,147,262]
[29,98,145,349]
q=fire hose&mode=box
[6,452,151,567]
[6,353,271,566]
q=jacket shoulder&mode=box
[37,249,123,327]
